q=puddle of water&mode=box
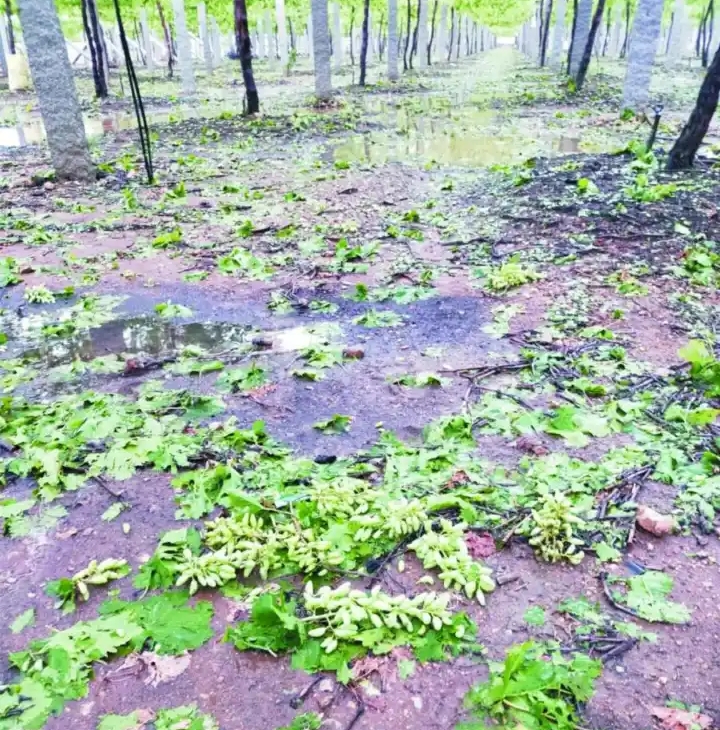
[336,77,608,167]
[21,317,251,367]
[337,50,625,167]
[15,316,332,368]
[0,108,216,148]
[331,122,585,167]
[0,112,136,148]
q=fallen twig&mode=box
[92,475,124,501]
[596,465,653,520]
[600,638,638,663]
[250,226,276,236]
[366,535,417,588]
[470,383,535,411]
[290,675,324,709]
[599,571,643,620]
[344,703,365,730]
[439,361,528,378]
[439,236,491,247]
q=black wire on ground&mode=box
[112,0,154,183]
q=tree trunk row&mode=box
[82,0,108,98]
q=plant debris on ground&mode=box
[0,47,719,730]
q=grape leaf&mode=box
[100,592,214,655]
[97,711,145,730]
[10,608,35,634]
[523,606,546,627]
[622,571,691,624]
[594,541,621,563]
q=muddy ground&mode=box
[1,48,720,730]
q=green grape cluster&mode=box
[205,513,286,579]
[204,514,344,579]
[151,472,499,605]
[382,498,428,538]
[523,491,586,564]
[310,476,380,518]
[309,478,428,543]
[229,535,285,580]
[205,512,267,547]
[303,582,456,654]
[409,520,495,605]
[352,497,428,541]
[72,558,129,601]
[283,525,345,575]
[176,548,236,594]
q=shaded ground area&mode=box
[1,49,720,730]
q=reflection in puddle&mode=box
[331,128,585,167]
[0,113,134,147]
[558,136,581,153]
[0,50,618,159]
[0,109,206,148]
[18,316,332,368]
[24,317,252,367]
[332,98,589,167]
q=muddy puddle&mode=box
[335,98,625,167]
[22,317,252,367]
[0,108,208,148]
[330,123,586,166]
[0,63,333,149]
[8,314,335,369]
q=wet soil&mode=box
[1,47,720,730]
